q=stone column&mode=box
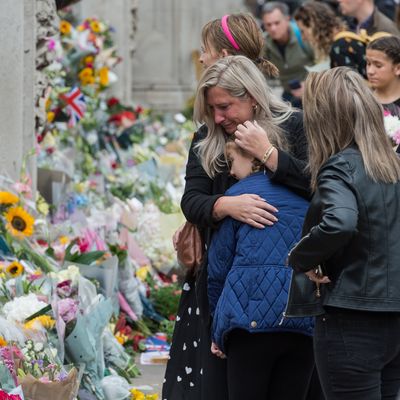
[0,1,37,183]
[0,2,24,180]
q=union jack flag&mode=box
[60,87,86,127]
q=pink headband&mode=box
[221,15,240,51]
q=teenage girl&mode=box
[366,36,400,118]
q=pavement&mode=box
[131,356,166,396]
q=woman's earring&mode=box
[253,104,258,111]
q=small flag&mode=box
[60,87,86,127]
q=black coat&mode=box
[287,146,400,316]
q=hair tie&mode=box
[221,15,240,51]
[255,57,262,64]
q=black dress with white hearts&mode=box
[162,114,310,400]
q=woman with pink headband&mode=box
[163,13,312,400]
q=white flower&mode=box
[174,113,187,124]
[34,342,44,352]
[384,114,400,141]
[3,294,48,323]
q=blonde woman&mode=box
[287,67,400,399]
[163,53,310,399]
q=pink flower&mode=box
[394,130,400,145]
[47,39,56,51]
[383,110,391,117]
[56,280,73,297]
[39,376,51,383]
[77,237,90,253]
[58,298,78,323]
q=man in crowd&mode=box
[338,0,400,34]
[262,2,314,107]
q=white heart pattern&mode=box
[200,368,203,375]
[183,343,187,350]
[193,341,198,348]
[185,366,192,375]
[177,376,182,382]
[176,315,180,321]
[188,307,192,315]
[190,382,195,387]
[196,307,200,315]
[183,283,190,291]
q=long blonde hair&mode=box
[303,67,400,190]
[194,55,293,178]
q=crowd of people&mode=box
[162,1,400,399]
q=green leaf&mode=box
[25,304,52,322]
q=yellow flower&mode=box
[130,389,145,400]
[0,191,19,205]
[115,332,129,345]
[0,336,7,347]
[59,236,70,245]
[25,315,55,330]
[6,261,24,277]
[4,206,35,238]
[45,98,52,110]
[90,21,102,33]
[98,67,109,87]
[145,395,159,400]
[136,266,149,281]
[79,67,94,80]
[60,20,72,35]
[83,55,94,65]
[47,111,55,123]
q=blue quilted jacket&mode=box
[208,171,314,353]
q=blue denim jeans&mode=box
[314,307,400,400]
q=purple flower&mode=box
[58,298,78,323]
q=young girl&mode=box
[207,139,314,400]
[366,35,400,118]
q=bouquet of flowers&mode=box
[384,110,400,146]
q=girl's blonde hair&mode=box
[194,55,292,178]
[303,67,400,190]
[201,13,279,78]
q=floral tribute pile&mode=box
[0,12,194,400]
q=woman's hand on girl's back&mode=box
[213,194,278,229]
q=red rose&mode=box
[107,97,120,108]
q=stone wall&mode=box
[131,0,245,110]
[74,0,246,111]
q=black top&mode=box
[181,111,310,232]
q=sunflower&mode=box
[60,20,72,35]
[6,261,24,277]
[0,191,19,205]
[4,206,35,238]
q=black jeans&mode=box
[314,307,400,400]
[226,329,314,400]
